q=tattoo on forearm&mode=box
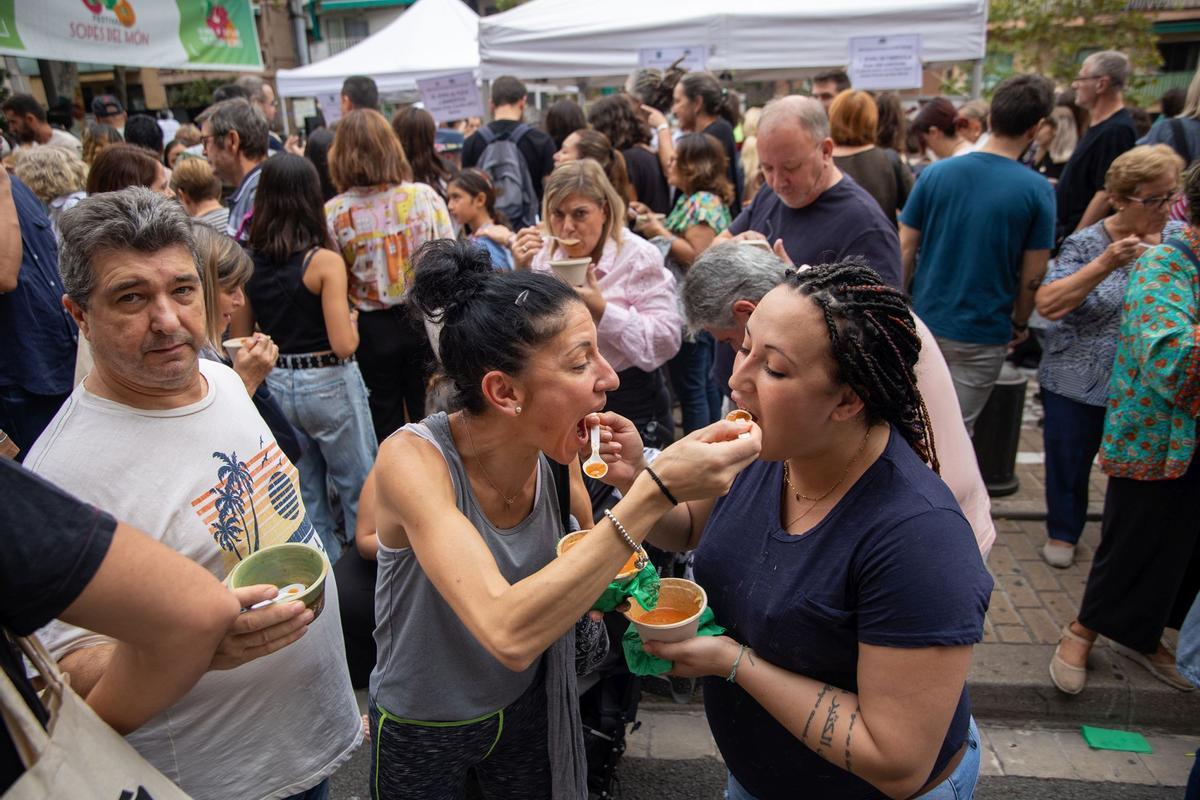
[802,684,831,742]
[843,704,859,772]
[819,696,840,751]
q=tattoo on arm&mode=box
[817,695,840,758]
[843,703,860,772]
[802,684,831,742]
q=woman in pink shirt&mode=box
[511,159,682,449]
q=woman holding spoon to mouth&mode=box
[368,239,759,799]
[509,159,683,450]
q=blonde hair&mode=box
[12,147,87,205]
[743,106,763,138]
[192,222,254,348]
[541,159,626,259]
[1046,106,1078,164]
[1105,144,1184,198]
[170,157,222,202]
[1182,65,1200,120]
[829,90,878,147]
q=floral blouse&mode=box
[326,182,454,311]
[664,190,732,237]
[1100,225,1200,480]
[1040,219,1184,407]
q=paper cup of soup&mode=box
[624,577,707,643]
[228,542,329,620]
[557,530,641,582]
[222,337,248,361]
[549,258,592,287]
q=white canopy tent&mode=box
[276,0,479,98]
[478,0,987,82]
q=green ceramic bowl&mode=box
[227,543,329,620]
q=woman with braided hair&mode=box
[631,259,993,799]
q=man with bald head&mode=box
[715,95,901,288]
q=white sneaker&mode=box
[1042,541,1075,568]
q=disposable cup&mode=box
[623,577,707,643]
[549,258,592,287]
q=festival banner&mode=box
[0,0,263,72]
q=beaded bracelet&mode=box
[645,465,678,506]
[603,508,649,570]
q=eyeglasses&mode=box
[1072,75,1102,85]
[1125,191,1180,210]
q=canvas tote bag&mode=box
[1,633,191,800]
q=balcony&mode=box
[323,35,367,56]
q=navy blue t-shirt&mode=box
[0,176,77,396]
[693,427,992,800]
[901,152,1055,345]
[729,176,902,289]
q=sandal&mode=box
[1050,623,1091,695]
[1109,641,1196,692]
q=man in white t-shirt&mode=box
[1,93,82,157]
[25,188,361,800]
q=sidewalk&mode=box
[958,375,1200,731]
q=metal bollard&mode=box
[971,365,1028,497]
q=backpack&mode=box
[477,123,540,230]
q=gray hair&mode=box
[681,242,788,331]
[58,187,198,308]
[234,75,267,105]
[196,98,268,159]
[759,95,830,142]
[1084,51,1130,91]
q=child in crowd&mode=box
[446,168,513,270]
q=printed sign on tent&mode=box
[417,72,484,124]
[847,34,922,91]
[638,46,706,73]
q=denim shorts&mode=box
[725,717,981,800]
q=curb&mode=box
[968,643,1200,733]
[990,502,1103,522]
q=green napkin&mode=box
[592,561,660,613]
[1080,725,1153,754]
[621,607,726,676]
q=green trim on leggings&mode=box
[373,702,505,797]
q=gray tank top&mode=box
[369,412,562,720]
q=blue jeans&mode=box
[725,717,980,799]
[668,332,722,434]
[267,361,377,558]
[283,778,329,800]
[1042,389,1106,545]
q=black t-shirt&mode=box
[463,120,558,201]
[1055,108,1137,239]
[0,459,116,793]
[623,146,672,215]
[729,176,903,289]
[703,118,743,216]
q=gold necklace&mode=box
[460,413,522,508]
[782,428,873,529]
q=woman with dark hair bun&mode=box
[644,70,744,215]
[233,153,377,557]
[543,99,587,150]
[367,238,760,798]
[86,142,171,196]
[912,97,971,160]
[639,259,992,800]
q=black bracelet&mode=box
[645,465,678,506]
[1012,321,1029,333]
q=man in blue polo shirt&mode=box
[900,75,1056,435]
[0,168,77,459]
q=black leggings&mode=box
[357,305,432,443]
[369,668,551,800]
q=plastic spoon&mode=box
[546,235,581,247]
[583,422,608,479]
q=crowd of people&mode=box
[1,51,1199,800]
